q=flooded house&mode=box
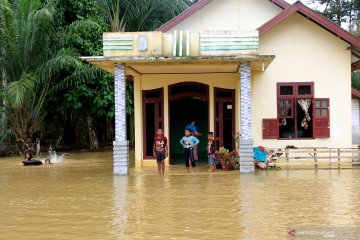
[82,0,360,174]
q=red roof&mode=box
[353,88,360,99]
[258,2,360,49]
[157,0,291,32]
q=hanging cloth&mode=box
[297,99,312,129]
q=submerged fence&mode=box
[271,147,360,169]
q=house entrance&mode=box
[169,83,209,165]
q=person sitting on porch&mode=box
[185,119,202,161]
[180,129,200,172]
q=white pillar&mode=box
[113,63,129,175]
[239,62,254,173]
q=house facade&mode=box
[82,0,360,174]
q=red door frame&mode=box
[168,82,209,165]
[142,88,164,159]
[214,88,236,150]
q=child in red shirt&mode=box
[153,128,168,175]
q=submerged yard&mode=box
[0,152,360,239]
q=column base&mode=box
[113,140,129,175]
[239,139,254,173]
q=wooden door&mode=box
[214,88,235,151]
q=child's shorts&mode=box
[156,153,166,163]
[208,154,215,165]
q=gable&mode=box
[260,13,350,54]
[160,0,284,32]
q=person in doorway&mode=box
[207,132,216,173]
[185,119,202,161]
[153,128,168,175]
[180,129,200,172]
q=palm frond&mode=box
[6,72,36,108]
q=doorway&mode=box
[169,83,209,165]
[214,88,235,151]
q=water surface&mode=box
[1,152,360,239]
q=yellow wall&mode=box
[135,73,239,166]
[168,0,282,32]
[254,13,352,148]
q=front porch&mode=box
[82,30,275,175]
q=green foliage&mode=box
[307,0,360,32]
[0,0,98,153]
[0,0,197,150]
[352,71,360,90]
[96,0,190,32]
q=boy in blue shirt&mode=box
[180,129,200,171]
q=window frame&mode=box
[313,98,330,138]
[276,82,315,140]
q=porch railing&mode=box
[269,147,360,169]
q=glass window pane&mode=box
[145,91,160,99]
[322,109,329,116]
[279,99,292,117]
[322,101,328,108]
[280,86,293,95]
[315,101,321,108]
[217,91,232,98]
[316,109,321,116]
[298,85,312,95]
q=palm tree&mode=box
[97,0,189,32]
[0,0,96,154]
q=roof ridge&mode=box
[258,1,360,49]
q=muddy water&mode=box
[1,152,360,240]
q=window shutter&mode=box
[314,98,330,138]
[263,119,278,139]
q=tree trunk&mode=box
[16,132,34,155]
[87,116,99,151]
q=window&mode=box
[314,99,330,138]
[277,83,314,139]
[263,82,331,140]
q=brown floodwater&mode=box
[1,152,360,240]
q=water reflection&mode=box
[112,176,128,239]
[0,153,360,239]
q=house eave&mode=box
[81,55,275,74]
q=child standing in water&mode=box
[180,129,200,172]
[153,129,168,175]
[207,132,216,173]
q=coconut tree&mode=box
[97,0,189,32]
[0,0,97,154]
